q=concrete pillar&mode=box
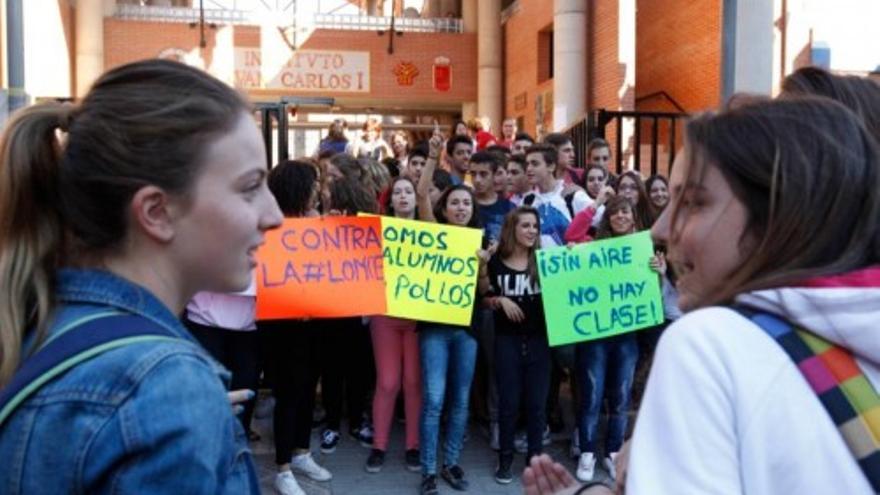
[75,0,104,97]
[462,0,477,33]
[5,0,25,114]
[477,0,501,135]
[721,0,774,100]
[553,0,587,130]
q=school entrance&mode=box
[255,99,459,167]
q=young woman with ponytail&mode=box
[0,59,282,493]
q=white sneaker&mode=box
[291,452,333,481]
[274,471,305,495]
[489,422,500,451]
[604,452,619,480]
[576,452,596,482]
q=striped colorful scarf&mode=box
[742,310,880,493]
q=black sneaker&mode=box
[405,449,421,472]
[350,422,374,448]
[440,464,469,491]
[320,429,340,454]
[494,454,514,485]
[365,449,385,473]
[420,474,439,495]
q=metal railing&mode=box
[114,3,249,24]
[115,4,463,33]
[313,13,462,33]
[564,109,687,177]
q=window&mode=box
[538,25,554,83]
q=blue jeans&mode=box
[575,334,639,455]
[419,327,478,475]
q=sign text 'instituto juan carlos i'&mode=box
[235,48,370,93]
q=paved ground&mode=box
[249,391,615,495]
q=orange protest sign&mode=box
[256,216,386,319]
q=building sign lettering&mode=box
[235,48,370,93]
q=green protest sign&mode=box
[537,231,664,346]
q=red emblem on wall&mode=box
[393,61,420,86]
[433,56,451,92]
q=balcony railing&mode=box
[313,13,462,33]
[115,4,463,33]
[114,4,249,24]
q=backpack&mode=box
[523,192,577,219]
[0,314,179,427]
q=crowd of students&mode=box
[192,109,679,495]
[0,59,878,495]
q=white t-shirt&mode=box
[629,305,874,494]
[525,180,592,247]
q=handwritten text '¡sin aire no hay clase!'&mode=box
[539,245,660,338]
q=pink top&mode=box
[185,278,257,331]
[564,205,597,243]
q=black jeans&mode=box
[318,317,375,432]
[185,319,260,433]
[495,333,551,459]
[259,319,322,465]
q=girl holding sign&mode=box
[572,195,663,483]
[364,176,423,474]
[480,206,551,484]
[263,160,334,495]
[414,131,485,495]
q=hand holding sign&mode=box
[537,231,663,346]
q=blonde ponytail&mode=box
[0,103,68,386]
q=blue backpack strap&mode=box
[0,314,180,427]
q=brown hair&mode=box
[596,195,640,239]
[781,67,880,142]
[0,59,248,386]
[362,117,383,133]
[497,206,542,282]
[673,96,880,308]
[616,170,654,228]
[524,143,558,170]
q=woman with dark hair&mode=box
[0,59,281,493]
[390,130,412,168]
[414,131,486,495]
[479,206,551,484]
[621,95,880,494]
[644,174,670,218]
[570,195,664,483]
[616,171,654,228]
[263,160,334,495]
[365,176,424,474]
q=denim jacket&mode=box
[0,269,260,494]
